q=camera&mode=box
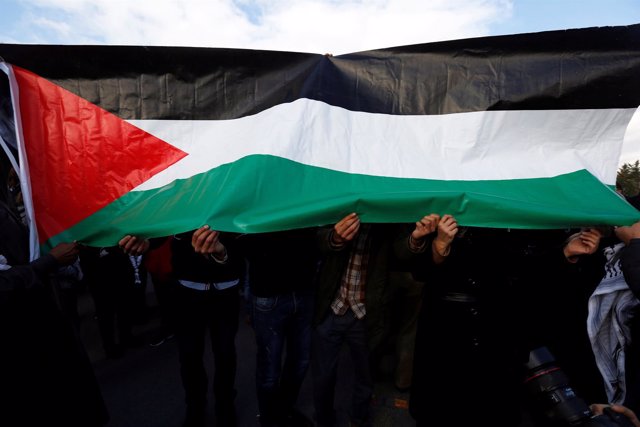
[524,346,634,427]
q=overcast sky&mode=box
[1,0,638,164]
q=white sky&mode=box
[0,0,639,165]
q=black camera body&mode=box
[524,347,634,427]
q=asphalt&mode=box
[77,286,417,427]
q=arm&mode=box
[0,254,58,292]
[431,214,458,264]
[0,242,78,293]
[394,213,441,258]
[618,221,640,299]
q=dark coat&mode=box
[619,238,640,413]
[314,223,402,351]
[407,227,530,426]
[405,226,611,426]
[0,202,109,427]
[236,228,320,297]
[170,231,243,284]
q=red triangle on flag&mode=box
[12,66,187,243]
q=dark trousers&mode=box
[174,283,239,416]
[312,310,373,427]
[251,290,314,426]
[89,278,137,356]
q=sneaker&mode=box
[284,409,314,427]
[149,332,175,347]
[149,335,166,347]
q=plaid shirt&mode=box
[331,224,372,319]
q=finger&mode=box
[425,213,440,223]
[341,215,360,232]
[125,242,141,255]
[337,213,358,228]
[611,405,640,425]
[342,221,360,240]
[192,229,213,252]
[121,236,137,253]
[413,224,429,239]
[192,225,210,242]
[120,236,134,252]
[118,235,132,247]
[580,234,599,246]
[210,232,223,252]
[441,214,454,223]
[418,217,436,232]
[443,218,458,230]
[132,239,147,255]
[204,230,220,249]
[438,218,453,231]
[581,230,599,240]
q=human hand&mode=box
[119,235,150,256]
[563,228,602,262]
[407,214,440,251]
[614,220,640,246]
[49,242,80,266]
[433,214,458,258]
[411,214,440,240]
[191,225,225,257]
[590,403,640,427]
[331,213,360,245]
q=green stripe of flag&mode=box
[43,155,640,249]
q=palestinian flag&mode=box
[1,24,640,251]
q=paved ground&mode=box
[77,287,416,427]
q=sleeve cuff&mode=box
[30,253,58,276]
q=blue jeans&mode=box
[312,310,373,427]
[251,290,314,426]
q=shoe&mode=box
[284,409,314,427]
[150,332,175,347]
[149,336,165,347]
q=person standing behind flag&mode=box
[399,213,602,427]
[587,220,640,414]
[0,194,109,425]
[225,229,319,427]
[144,235,176,347]
[79,244,146,359]
[120,228,243,427]
[312,213,401,427]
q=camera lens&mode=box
[524,347,593,426]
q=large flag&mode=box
[1,24,640,251]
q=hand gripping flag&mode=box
[1,24,640,252]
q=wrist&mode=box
[408,235,427,252]
[209,245,228,263]
[432,240,451,258]
[329,230,346,248]
[563,247,580,263]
